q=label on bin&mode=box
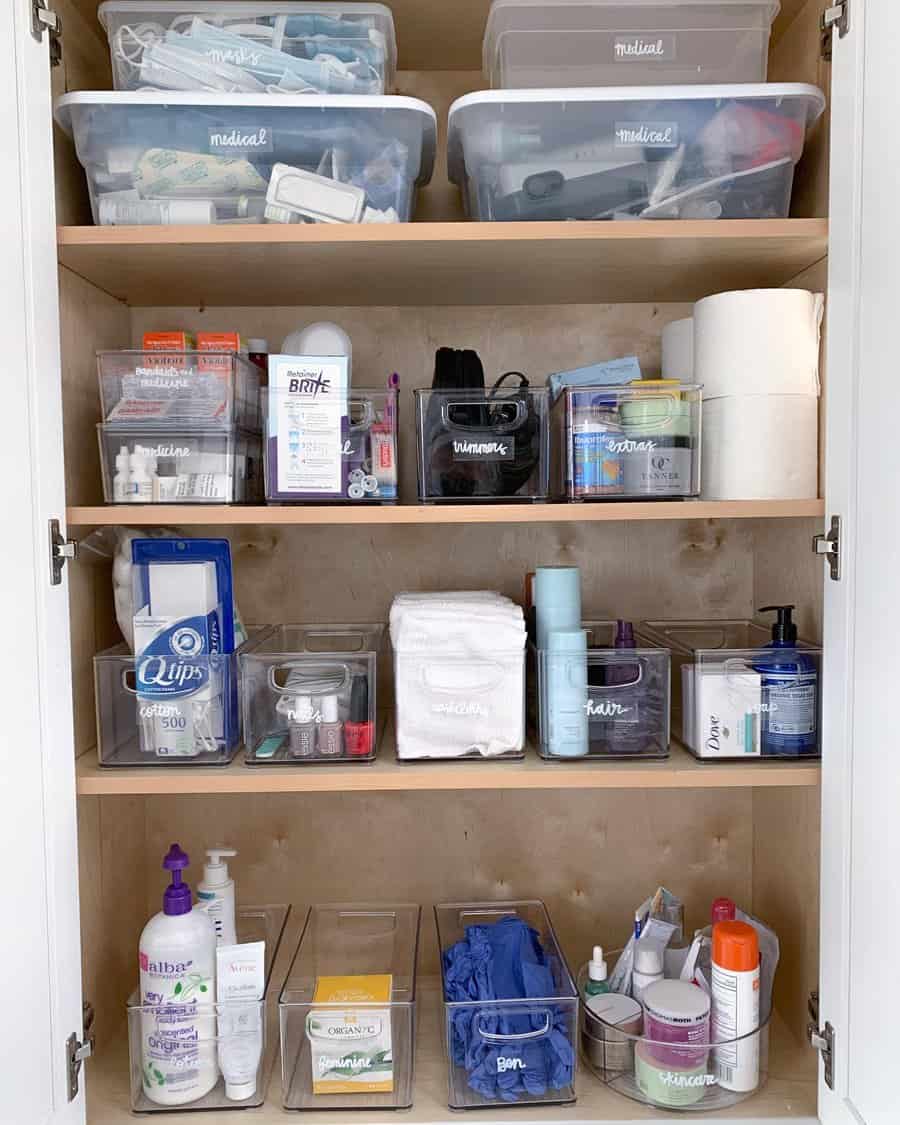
[207,125,274,155]
[615,122,679,149]
[614,34,677,62]
[451,438,515,462]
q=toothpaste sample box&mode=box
[307,974,394,1095]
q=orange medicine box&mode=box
[142,331,195,351]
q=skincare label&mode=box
[270,355,349,496]
[308,975,393,1094]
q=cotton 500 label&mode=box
[614,34,677,61]
[615,121,679,148]
[207,125,273,154]
[451,438,515,462]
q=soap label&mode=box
[308,975,393,1095]
[614,34,677,62]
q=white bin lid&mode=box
[97,0,398,78]
[447,83,825,184]
[54,91,437,187]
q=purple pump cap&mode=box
[162,843,192,916]
[615,620,636,649]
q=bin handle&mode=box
[441,397,527,434]
[348,398,376,431]
[474,1010,551,1043]
[620,392,685,435]
[419,659,506,694]
[121,667,139,695]
[268,662,349,695]
[303,629,367,653]
[589,659,644,692]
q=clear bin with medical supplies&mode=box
[482,0,779,89]
[265,388,397,503]
[240,624,384,764]
[576,960,770,1112]
[99,1,398,94]
[536,622,670,761]
[94,643,245,766]
[415,386,550,502]
[128,903,290,1112]
[53,92,437,226]
[98,350,260,430]
[279,903,420,1110]
[447,84,825,222]
[639,619,822,760]
[393,647,526,762]
[98,424,263,503]
[552,382,701,500]
[435,900,578,1111]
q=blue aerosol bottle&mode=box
[754,605,818,756]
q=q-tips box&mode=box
[307,975,394,1094]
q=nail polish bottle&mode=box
[317,694,343,758]
[289,696,317,759]
[345,675,373,758]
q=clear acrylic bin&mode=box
[279,903,420,1110]
[639,619,821,759]
[577,963,770,1112]
[98,424,263,503]
[415,387,550,502]
[98,1,398,94]
[483,0,779,89]
[98,350,260,430]
[435,901,578,1110]
[53,92,437,226]
[240,624,384,764]
[536,622,670,760]
[94,642,243,766]
[265,388,398,503]
[128,903,290,1112]
[393,648,526,762]
[553,383,701,500]
[448,84,825,222]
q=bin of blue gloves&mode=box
[435,901,578,1110]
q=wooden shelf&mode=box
[76,740,820,796]
[57,219,828,307]
[87,979,817,1124]
[67,498,825,527]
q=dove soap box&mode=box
[308,974,394,1094]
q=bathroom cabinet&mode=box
[2,0,891,1123]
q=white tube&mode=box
[216,941,265,1102]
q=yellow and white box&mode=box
[307,975,393,1094]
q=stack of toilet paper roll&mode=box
[663,290,823,500]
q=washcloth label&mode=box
[308,975,393,1095]
[614,34,677,61]
[615,122,679,148]
[451,438,515,462]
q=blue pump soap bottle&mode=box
[754,605,818,756]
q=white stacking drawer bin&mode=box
[99,1,398,94]
[448,85,825,222]
[483,0,780,89]
[54,92,437,226]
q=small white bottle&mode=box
[129,447,152,502]
[113,445,130,501]
[197,847,238,946]
[632,938,664,1004]
[139,844,218,1106]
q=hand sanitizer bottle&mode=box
[585,946,610,998]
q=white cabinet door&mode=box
[0,3,84,1124]
[818,1,898,1122]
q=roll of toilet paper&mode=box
[662,317,694,382]
[702,394,818,500]
[694,289,824,398]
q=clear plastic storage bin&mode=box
[94,642,244,766]
[639,619,821,759]
[98,350,260,430]
[415,387,550,502]
[536,621,670,760]
[483,0,779,89]
[98,425,263,503]
[435,901,578,1110]
[577,962,770,1112]
[99,1,398,94]
[553,382,701,500]
[240,624,384,764]
[54,93,437,226]
[128,903,290,1112]
[265,389,398,503]
[279,903,420,1110]
[448,85,825,222]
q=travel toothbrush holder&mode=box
[240,625,383,764]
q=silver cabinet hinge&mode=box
[49,518,78,586]
[807,992,834,1090]
[66,1002,95,1101]
[821,0,849,60]
[812,515,841,581]
[32,0,62,66]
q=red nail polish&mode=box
[345,674,373,758]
